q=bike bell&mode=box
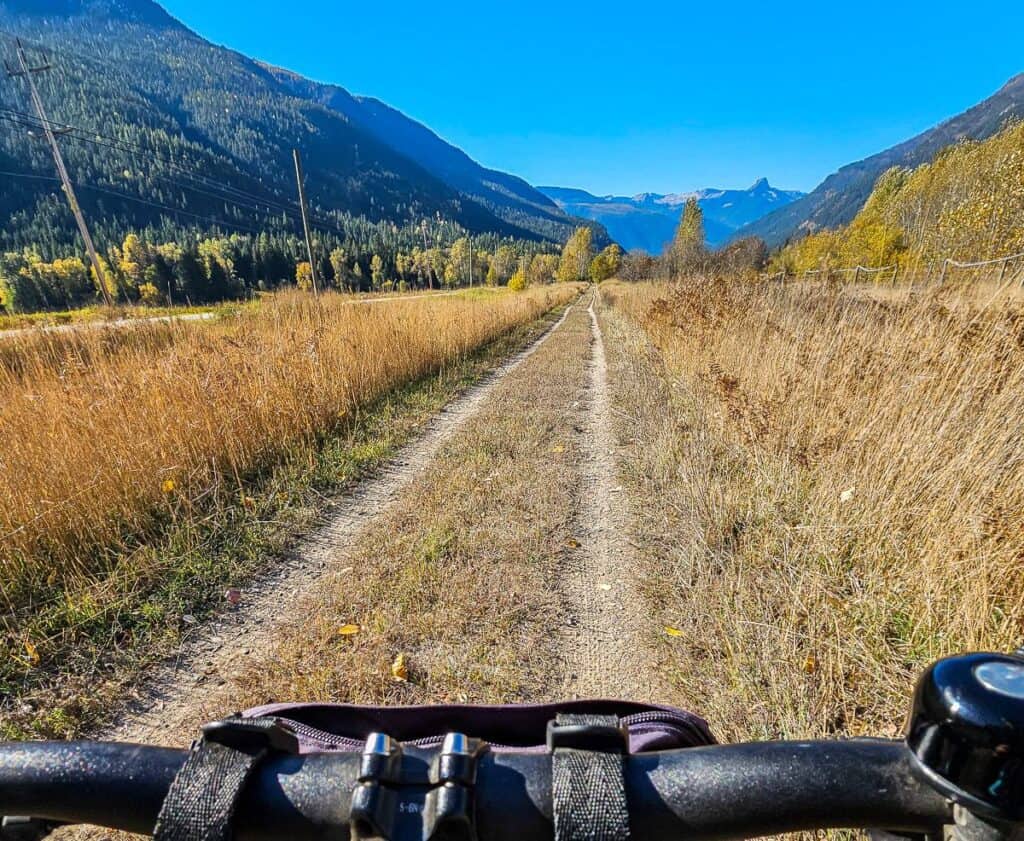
[907,652,1024,820]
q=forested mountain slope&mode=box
[734,73,1024,248]
[0,0,600,255]
[266,67,585,244]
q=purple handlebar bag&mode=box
[241,699,715,754]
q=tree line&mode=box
[0,223,577,312]
[1,219,633,312]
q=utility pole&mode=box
[7,39,113,307]
[292,148,320,297]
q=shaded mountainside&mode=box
[734,73,1024,248]
[265,66,587,244]
[541,178,804,252]
[0,0,604,253]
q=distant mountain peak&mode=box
[540,179,806,253]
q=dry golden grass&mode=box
[0,286,579,675]
[87,298,594,750]
[795,273,1024,307]
[241,302,594,709]
[600,277,1024,741]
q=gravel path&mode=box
[559,293,664,701]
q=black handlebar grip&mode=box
[0,741,185,835]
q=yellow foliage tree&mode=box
[556,227,593,282]
[776,120,1024,273]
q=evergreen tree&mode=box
[176,250,207,304]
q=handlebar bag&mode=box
[239,700,715,754]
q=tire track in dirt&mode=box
[102,301,577,744]
[560,293,664,701]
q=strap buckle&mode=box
[201,715,300,755]
[155,716,299,841]
[547,716,629,753]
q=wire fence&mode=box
[765,249,1024,290]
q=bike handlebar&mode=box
[0,738,951,840]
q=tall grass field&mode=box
[0,286,578,700]
[603,277,1024,740]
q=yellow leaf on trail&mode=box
[664,626,684,638]
[391,652,408,682]
[24,639,40,666]
[803,654,818,674]
[337,624,360,636]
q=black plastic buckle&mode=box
[546,717,628,753]
[200,715,300,755]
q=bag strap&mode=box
[547,714,631,841]
[154,717,299,841]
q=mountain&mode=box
[265,68,581,244]
[775,119,1024,273]
[540,179,805,253]
[734,73,1024,248]
[0,0,601,252]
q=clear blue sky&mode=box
[160,0,1024,196]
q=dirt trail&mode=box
[559,294,664,701]
[103,303,575,744]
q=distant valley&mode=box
[540,179,805,253]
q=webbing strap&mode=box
[153,739,266,841]
[551,714,630,841]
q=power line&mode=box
[0,107,302,217]
[1,167,263,235]
[0,108,365,243]
[0,111,358,241]
[0,32,451,255]
[0,167,59,182]
[5,38,113,305]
